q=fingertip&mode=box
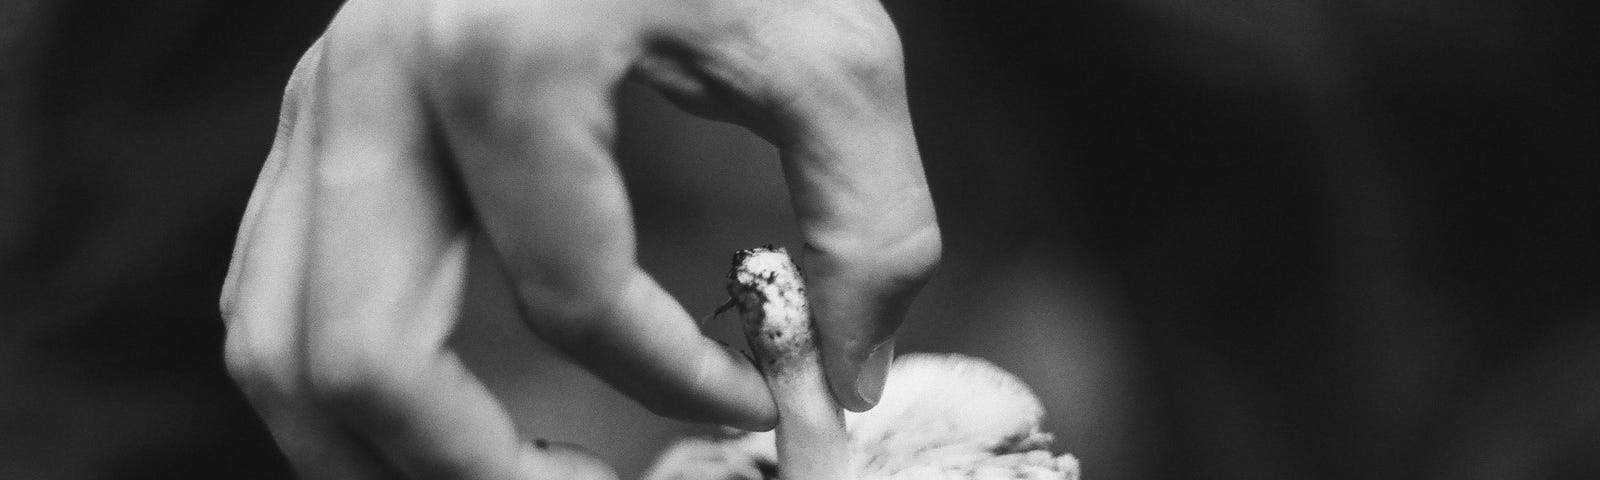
[599,337,779,431]
[533,271,778,431]
[804,251,914,412]
[693,343,780,432]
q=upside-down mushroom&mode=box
[643,247,1080,480]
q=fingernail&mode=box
[850,340,894,411]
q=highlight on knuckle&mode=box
[223,335,271,394]
[223,330,298,403]
[420,1,620,84]
[302,339,399,411]
[517,281,620,352]
[880,228,943,288]
[830,27,903,91]
[823,221,943,290]
[420,1,521,66]
[323,0,423,60]
[779,8,906,99]
[497,249,639,347]
[894,224,943,285]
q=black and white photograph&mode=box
[2,0,1596,479]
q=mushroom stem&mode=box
[728,246,851,480]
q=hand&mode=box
[219,0,940,477]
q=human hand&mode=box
[219,0,940,477]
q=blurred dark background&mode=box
[2,0,1597,479]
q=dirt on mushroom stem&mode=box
[726,246,851,480]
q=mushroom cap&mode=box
[644,354,1081,480]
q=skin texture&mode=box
[217,0,940,478]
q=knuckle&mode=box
[741,6,907,125]
[419,1,619,81]
[323,0,423,59]
[223,329,295,403]
[276,38,325,132]
[218,294,241,329]
[517,274,632,351]
[222,335,269,392]
[528,303,602,350]
[418,1,517,63]
[783,8,906,94]
[501,249,640,350]
[414,1,630,124]
[829,25,903,87]
[889,224,943,285]
[301,339,399,411]
[819,220,943,289]
[879,228,944,287]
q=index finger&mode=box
[421,16,779,429]
[765,7,943,412]
[628,0,939,412]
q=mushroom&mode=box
[642,247,1080,480]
